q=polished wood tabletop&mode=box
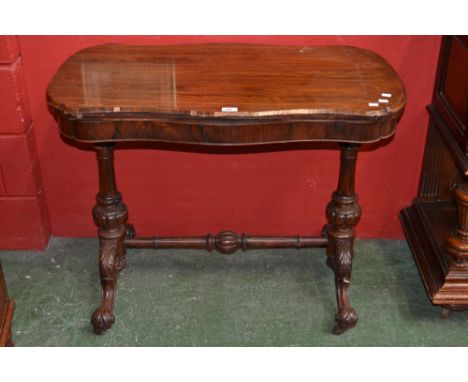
[47,44,406,145]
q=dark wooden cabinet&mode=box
[401,36,468,316]
[0,261,14,346]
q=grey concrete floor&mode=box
[1,237,467,346]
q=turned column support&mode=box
[447,182,468,268]
[325,143,361,334]
[91,144,129,334]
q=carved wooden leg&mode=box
[91,144,128,334]
[326,143,361,335]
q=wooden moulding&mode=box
[400,200,468,306]
[125,231,328,255]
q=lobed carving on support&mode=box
[208,231,247,254]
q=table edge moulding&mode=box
[46,43,406,336]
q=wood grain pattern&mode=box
[47,44,406,144]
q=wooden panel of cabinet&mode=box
[433,36,468,151]
[443,37,468,129]
[401,36,468,316]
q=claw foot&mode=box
[333,307,357,335]
[91,307,115,335]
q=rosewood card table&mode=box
[46,44,406,335]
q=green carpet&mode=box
[1,238,467,346]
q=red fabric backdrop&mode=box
[17,35,441,241]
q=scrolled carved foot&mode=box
[333,307,358,335]
[91,307,115,335]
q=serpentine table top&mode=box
[47,43,406,145]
